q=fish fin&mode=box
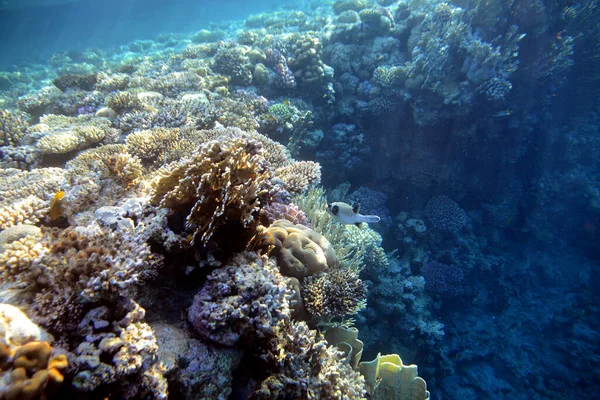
[352,202,360,214]
[355,222,362,228]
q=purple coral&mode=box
[421,261,464,297]
[188,252,290,346]
[264,48,296,89]
[425,195,467,233]
[262,202,311,227]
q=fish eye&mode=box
[332,205,339,214]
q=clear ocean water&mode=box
[0,0,598,399]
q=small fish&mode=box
[49,190,65,221]
[326,202,380,227]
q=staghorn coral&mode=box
[188,252,290,346]
[0,109,29,147]
[275,161,321,194]
[252,219,338,280]
[151,136,272,245]
[302,269,367,318]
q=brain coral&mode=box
[188,252,290,346]
[151,137,272,245]
[252,219,338,280]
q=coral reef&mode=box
[151,136,271,245]
[188,252,289,346]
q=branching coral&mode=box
[0,168,65,207]
[252,319,367,399]
[69,299,168,399]
[275,161,321,194]
[151,137,272,245]
[0,109,29,147]
[302,269,367,318]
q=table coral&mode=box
[32,114,112,154]
[0,168,65,207]
[0,196,49,231]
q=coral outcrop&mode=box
[151,137,272,245]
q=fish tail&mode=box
[359,215,381,224]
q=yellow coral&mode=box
[359,353,430,400]
[0,196,49,230]
[251,219,337,280]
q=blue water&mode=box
[0,0,288,67]
[0,0,599,399]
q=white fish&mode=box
[326,202,380,226]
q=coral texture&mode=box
[151,137,271,245]
[188,252,290,346]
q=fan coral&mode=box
[151,137,271,245]
[251,219,338,280]
[301,269,367,318]
[188,252,290,346]
[424,195,467,233]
